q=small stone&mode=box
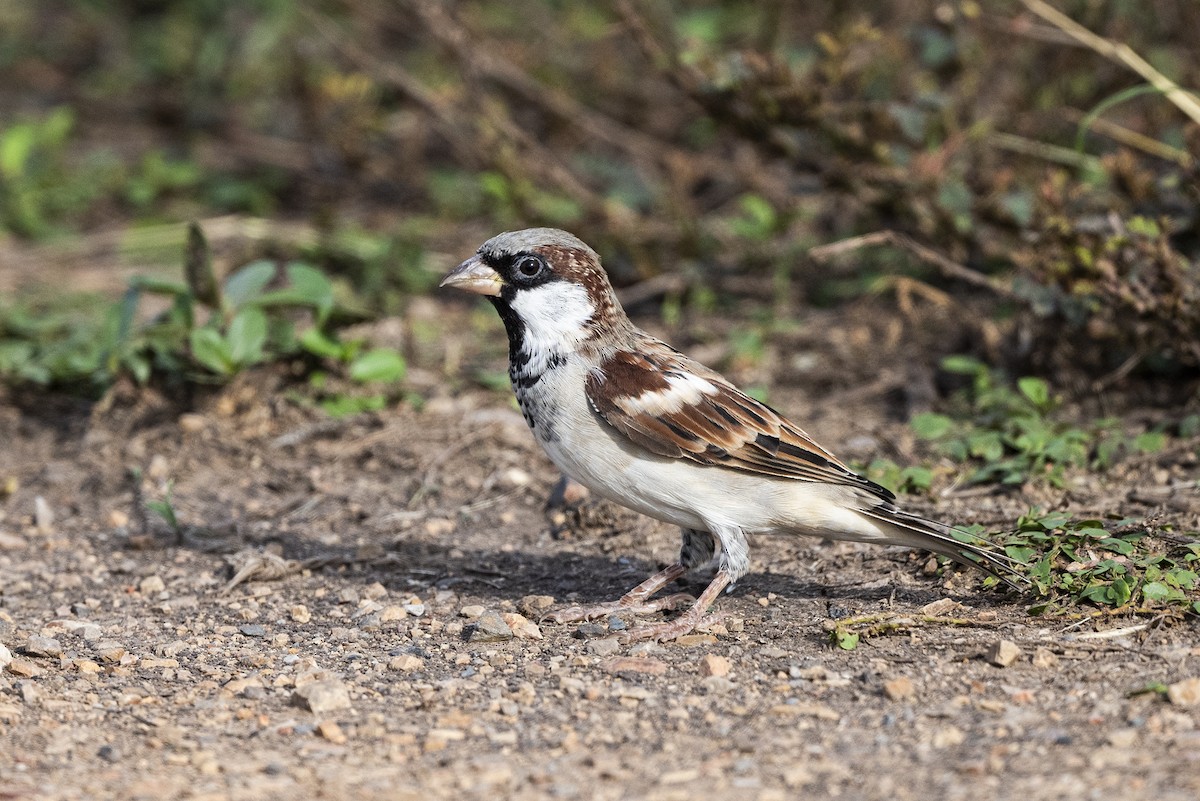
[586,637,621,656]
[1032,647,1059,669]
[80,624,102,641]
[498,467,532,488]
[932,725,966,748]
[18,681,39,705]
[337,587,359,604]
[424,518,455,536]
[574,623,608,639]
[883,676,915,701]
[34,496,54,533]
[97,745,121,763]
[362,582,388,600]
[674,634,717,647]
[178,413,208,433]
[292,679,352,714]
[146,454,170,480]
[77,660,101,674]
[460,605,485,619]
[1167,677,1200,707]
[317,720,348,744]
[469,610,514,643]
[403,603,426,617]
[700,654,732,678]
[7,658,40,677]
[25,635,62,658]
[986,640,1021,668]
[501,612,542,640]
[379,605,407,623]
[139,575,166,594]
[93,641,127,663]
[1106,728,1138,748]
[290,605,311,624]
[0,531,25,549]
[388,654,423,672]
[518,595,556,617]
[239,624,266,638]
[701,676,735,694]
[0,644,12,667]
[599,657,669,676]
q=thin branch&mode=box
[1020,0,1200,126]
[808,231,1019,300]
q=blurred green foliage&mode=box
[0,0,1197,382]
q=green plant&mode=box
[911,356,1165,487]
[991,510,1200,617]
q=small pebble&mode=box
[25,635,62,658]
[501,612,542,640]
[97,745,121,763]
[0,644,12,667]
[518,595,556,617]
[574,623,608,639]
[34,496,54,533]
[239,624,266,638]
[7,658,40,677]
[139,575,165,594]
[19,681,39,705]
[586,637,621,656]
[883,676,915,701]
[292,679,352,714]
[986,640,1021,668]
[379,605,407,623]
[460,605,485,619]
[1032,647,1058,669]
[389,655,423,672]
[290,605,311,624]
[1167,676,1200,707]
[469,610,514,643]
[700,654,732,678]
[317,720,348,744]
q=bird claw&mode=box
[542,592,695,625]
[615,610,731,644]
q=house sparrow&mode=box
[442,228,1021,642]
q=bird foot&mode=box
[616,610,730,643]
[543,592,694,624]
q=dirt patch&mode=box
[2,303,1199,801]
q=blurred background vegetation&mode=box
[0,0,1197,397]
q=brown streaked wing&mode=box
[585,344,895,500]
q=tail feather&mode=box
[856,504,1027,591]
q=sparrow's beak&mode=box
[440,255,503,297]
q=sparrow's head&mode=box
[441,228,630,353]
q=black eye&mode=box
[514,255,545,280]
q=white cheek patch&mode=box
[511,281,595,356]
[618,371,718,415]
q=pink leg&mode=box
[544,562,693,624]
[616,570,732,643]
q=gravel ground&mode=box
[2,305,1199,801]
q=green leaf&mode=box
[227,307,268,366]
[298,328,347,360]
[1018,375,1052,408]
[833,629,859,650]
[189,328,234,375]
[348,348,406,383]
[940,355,987,375]
[0,122,36,178]
[253,263,335,324]
[912,413,954,440]
[1141,582,1172,602]
[1133,431,1166,453]
[223,261,276,309]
